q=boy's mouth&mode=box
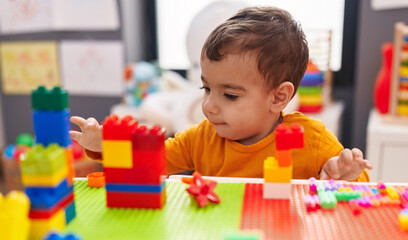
[211,121,226,126]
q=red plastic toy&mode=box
[186,172,220,208]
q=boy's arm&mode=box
[165,129,195,175]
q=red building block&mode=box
[275,123,304,151]
[106,191,166,209]
[29,192,74,219]
[102,115,138,140]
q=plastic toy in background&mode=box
[43,231,82,240]
[263,123,304,199]
[374,42,393,114]
[0,191,31,240]
[3,133,34,161]
[71,140,84,161]
[386,22,408,123]
[102,115,167,209]
[400,208,408,231]
[185,172,220,208]
[298,61,324,113]
[123,61,161,107]
[87,172,105,188]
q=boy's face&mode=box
[200,53,280,145]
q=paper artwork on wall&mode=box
[0,0,53,34]
[59,40,124,96]
[0,41,61,94]
[0,0,119,34]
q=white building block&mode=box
[263,182,291,199]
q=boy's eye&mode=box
[224,93,238,100]
[199,86,210,92]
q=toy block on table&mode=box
[275,123,304,151]
[263,182,291,199]
[30,209,66,239]
[31,86,68,111]
[0,191,31,240]
[43,231,82,240]
[20,144,66,175]
[185,172,220,208]
[87,172,106,188]
[102,140,133,168]
[102,114,138,140]
[263,157,292,183]
[33,109,72,147]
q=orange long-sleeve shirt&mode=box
[165,112,369,181]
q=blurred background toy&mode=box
[374,42,393,114]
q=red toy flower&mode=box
[186,172,220,207]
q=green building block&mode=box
[20,144,66,175]
[316,182,325,193]
[31,86,68,110]
[15,133,34,147]
[335,191,362,201]
[318,191,337,209]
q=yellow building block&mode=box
[263,157,292,183]
[30,209,66,239]
[22,166,67,186]
[0,191,30,240]
[399,214,408,231]
[102,140,133,168]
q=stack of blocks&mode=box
[298,61,324,113]
[397,36,408,116]
[20,86,76,239]
[0,191,30,240]
[263,123,304,199]
[102,115,166,209]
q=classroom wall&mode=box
[0,0,146,145]
[352,1,408,152]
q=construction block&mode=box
[102,115,138,140]
[33,110,72,147]
[30,209,66,239]
[104,167,166,185]
[29,192,74,218]
[106,190,166,209]
[21,144,66,175]
[65,147,75,185]
[263,157,292,183]
[0,191,30,240]
[185,172,220,208]
[132,125,165,151]
[105,182,165,193]
[276,150,292,167]
[102,140,133,168]
[25,178,72,209]
[22,166,68,186]
[275,123,304,151]
[87,172,106,188]
[309,177,317,194]
[263,182,291,199]
[32,86,68,111]
[43,231,82,240]
[334,191,362,201]
[65,201,76,224]
[318,191,337,209]
[304,194,320,212]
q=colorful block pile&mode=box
[102,115,167,209]
[263,123,304,199]
[20,86,76,239]
[397,36,408,116]
[304,178,408,231]
[0,191,30,240]
[298,61,324,113]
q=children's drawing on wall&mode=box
[0,41,60,94]
[0,0,52,34]
[60,41,123,96]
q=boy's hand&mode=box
[320,148,373,181]
[69,116,103,152]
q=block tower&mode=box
[20,86,76,239]
[298,61,324,113]
[263,123,304,199]
[102,115,166,209]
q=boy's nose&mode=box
[203,95,220,115]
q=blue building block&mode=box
[43,231,82,240]
[25,179,73,209]
[105,182,165,193]
[33,109,72,147]
[65,201,76,225]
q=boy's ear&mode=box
[269,82,295,113]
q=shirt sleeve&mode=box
[165,125,196,175]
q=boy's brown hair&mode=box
[202,6,309,94]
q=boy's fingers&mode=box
[86,118,100,128]
[323,159,340,179]
[361,160,374,170]
[69,131,82,142]
[338,149,353,171]
[351,148,364,160]
[70,116,87,130]
[320,170,329,180]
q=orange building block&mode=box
[276,150,292,167]
[87,172,106,188]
